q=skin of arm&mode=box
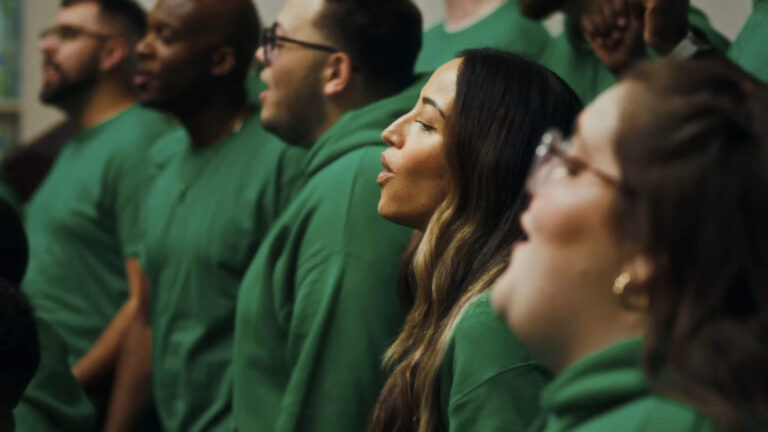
[102,258,153,432]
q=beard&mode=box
[40,58,99,107]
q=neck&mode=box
[69,79,135,130]
[444,0,505,32]
[553,312,645,372]
[178,89,249,148]
[309,85,376,147]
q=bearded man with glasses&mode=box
[21,0,174,427]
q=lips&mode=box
[133,68,154,86]
[377,153,395,186]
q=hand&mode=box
[581,0,646,73]
[637,0,690,54]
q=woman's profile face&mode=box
[377,59,459,231]
[492,83,634,369]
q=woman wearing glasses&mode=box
[369,48,582,432]
[493,58,768,431]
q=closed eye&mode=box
[415,120,436,132]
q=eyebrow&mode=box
[422,97,446,119]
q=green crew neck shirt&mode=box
[529,338,721,431]
[415,0,550,74]
[14,318,95,432]
[540,8,729,103]
[439,292,551,431]
[729,0,768,82]
[232,75,429,432]
[141,112,306,432]
[21,105,174,414]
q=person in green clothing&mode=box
[368,49,581,432]
[23,0,175,424]
[414,0,550,73]
[232,0,423,431]
[729,0,768,82]
[105,0,306,430]
[517,0,729,103]
[492,59,768,431]
[1,199,95,432]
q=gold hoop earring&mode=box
[613,272,649,311]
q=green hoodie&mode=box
[14,319,95,432]
[729,0,768,82]
[439,292,551,431]
[529,338,720,432]
[232,75,428,432]
[415,0,550,74]
[540,8,730,103]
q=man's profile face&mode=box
[39,2,108,106]
[519,0,568,20]
[254,0,332,145]
[134,0,220,112]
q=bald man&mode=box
[105,0,306,430]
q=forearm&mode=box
[104,318,153,432]
[71,298,139,391]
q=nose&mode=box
[255,45,268,66]
[39,31,57,56]
[135,34,153,58]
[381,114,407,148]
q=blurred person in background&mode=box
[231,0,426,430]
[105,0,307,430]
[21,0,175,424]
[414,0,550,73]
[518,0,728,102]
[1,198,95,432]
[493,58,768,431]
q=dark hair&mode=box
[0,200,28,286]
[0,278,39,410]
[61,0,147,44]
[369,49,582,432]
[314,0,422,98]
[615,58,768,431]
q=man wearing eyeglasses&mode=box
[21,0,174,426]
[231,1,424,431]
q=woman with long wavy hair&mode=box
[370,48,582,431]
[493,58,768,431]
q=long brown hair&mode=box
[615,59,768,431]
[369,49,582,432]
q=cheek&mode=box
[379,138,450,227]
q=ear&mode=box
[620,254,654,310]
[321,52,354,97]
[99,38,131,72]
[210,46,237,77]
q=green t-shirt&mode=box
[729,0,768,82]
[439,292,551,431]
[20,105,174,412]
[415,0,550,73]
[13,319,95,432]
[141,113,306,432]
[232,76,429,432]
[529,338,721,432]
[541,8,730,104]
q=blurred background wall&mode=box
[17,0,753,143]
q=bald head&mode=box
[136,0,260,112]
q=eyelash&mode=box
[415,120,436,132]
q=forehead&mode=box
[420,58,461,111]
[153,0,206,29]
[278,0,325,34]
[573,83,633,175]
[56,2,102,26]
